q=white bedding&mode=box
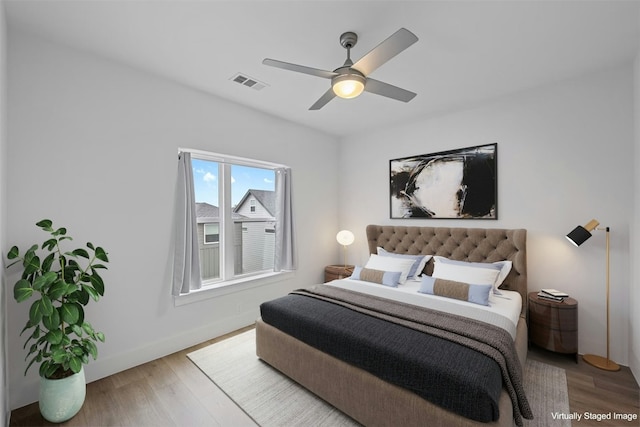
[326,277,522,340]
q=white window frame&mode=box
[174,148,294,306]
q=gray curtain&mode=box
[172,151,202,295]
[274,167,297,271]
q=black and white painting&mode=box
[390,144,497,219]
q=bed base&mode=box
[256,317,527,427]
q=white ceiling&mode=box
[5,0,640,138]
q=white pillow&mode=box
[492,260,513,291]
[365,254,416,284]
[432,256,501,291]
[376,247,431,280]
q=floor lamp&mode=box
[566,219,620,371]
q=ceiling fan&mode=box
[263,28,418,110]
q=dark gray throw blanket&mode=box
[284,285,533,426]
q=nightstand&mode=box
[528,291,578,362]
[324,265,354,282]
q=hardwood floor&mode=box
[527,346,639,426]
[10,325,639,427]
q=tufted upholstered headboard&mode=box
[366,224,528,315]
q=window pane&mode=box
[231,165,276,275]
[192,158,221,281]
[204,223,219,243]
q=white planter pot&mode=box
[39,367,86,423]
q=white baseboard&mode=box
[10,310,257,410]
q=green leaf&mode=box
[20,320,33,336]
[42,309,61,331]
[69,356,82,373]
[45,329,63,345]
[41,238,57,251]
[51,349,67,364]
[70,288,90,306]
[47,280,67,300]
[23,327,40,349]
[94,247,109,263]
[41,252,56,272]
[53,227,67,237]
[40,295,54,316]
[13,279,33,302]
[7,246,19,259]
[90,272,105,296]
[29,300,46,324]
[41,361,59,379]
[86,242,95,250]
[82,284,100,302]
[23,255,41,276]
[85,340,98,360]
[71,248,89,259]
[82,322,95,336]
[96,332,105,342]
[32,272,57,291]
[71,324,83,337]
[60,303,80,325]
[26,354,40,376]
[36,219,53,230]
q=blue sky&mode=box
[192,158,275,206]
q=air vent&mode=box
[230,73,268,91]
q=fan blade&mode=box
[309,88,336,110]
[364,78,416,103]
[263,58,337,79]
[352,28,418,76]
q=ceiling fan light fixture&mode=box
[332,73,366,99]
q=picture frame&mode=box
[389,143,497,219]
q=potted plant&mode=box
[6,219,109,422]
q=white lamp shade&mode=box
[332,73,366,99]
[336,230,355,246]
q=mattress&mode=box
[326,277,522,339]
[259,283,530,424]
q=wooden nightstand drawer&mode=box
[324,265,354,282]
[528,292,578,360]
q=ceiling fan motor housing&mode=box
[340,31,358,49]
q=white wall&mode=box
[1,1,9,425]
[338,65,634,368]
[631,49,640,380]
[5,30,340,409]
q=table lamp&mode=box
[336,230,355,269]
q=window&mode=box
[172,149,296,298]
[204,223,219,244]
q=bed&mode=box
[256,225,531,427]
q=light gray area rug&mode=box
[188,329,570,427]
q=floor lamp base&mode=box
[582,354,620,371]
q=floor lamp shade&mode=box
[566,219,620,372]
[566,219,599,246]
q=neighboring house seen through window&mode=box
[172,149,297,299]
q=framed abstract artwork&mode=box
[390,143,497,219]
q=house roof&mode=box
[196,202,245,222]
[234,189,276,217]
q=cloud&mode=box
[203,172,216,183]
[264,178,274,184]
